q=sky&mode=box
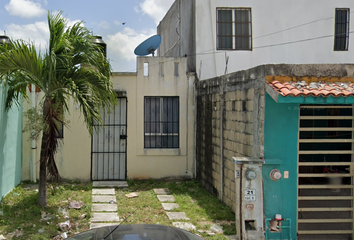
[0,0,174,72]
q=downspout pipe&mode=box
[31,84,36,182]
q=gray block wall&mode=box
[196,67,266,211]
[157,0,196,73]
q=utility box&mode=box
[233,157,265,240]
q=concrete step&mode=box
[157,195,175,202]
[91,213,120,222]
[161,203,179,211]
[92,188,115,195]
[166,212,190,220]
[93,181,128,188]
[153,188,171,194]
[90,222,120,229]
[92,195,116,203]
[172,222,196,231]
[92,204,117,212]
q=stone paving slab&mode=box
[91,213,120,222]
[161,203,179,211]
[172,222,196,231]
[92,188,115,195]
[153,188,171,195]
[92,195,116,203]
[92,204,117,212]
[166,212,190,220]
[90,223,120,229]
[93,181,128,187]
[157,195,175,202]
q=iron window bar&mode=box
[217,8,252,50]
[334,8,350,51]
[144,96,179,148]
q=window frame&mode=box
[334,8,350,51]
[216,7,253,51]
[144,96,180,149]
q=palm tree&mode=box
[0,11,117,206]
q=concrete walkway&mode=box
[154,188,196,231]
[90,181,128,229]
[154,188,232,236]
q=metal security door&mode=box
[91,98,127,180]
[297,105,354,240]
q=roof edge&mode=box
[262,64,354,78]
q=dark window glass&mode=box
[235,9,252,50]
[144,97,179,148]
[334,8,350,51]
[217,10,233,49]
[217,8,252,50]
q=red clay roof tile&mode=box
[267,81,354,97]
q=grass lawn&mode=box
[0,180,236,239]
[0,181,92,239]
[117,180,236,239]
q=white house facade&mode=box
[158,0,354,80]
[22,57,196,182]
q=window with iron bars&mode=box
[144,97,179,148]
[217,8,252,50]
[334,8,350,51]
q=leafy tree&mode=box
[0,11,117,206]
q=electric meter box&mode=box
[233,157,264,240]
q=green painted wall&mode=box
[0,83,22,202]
[263,93,299,240]
[277,95,354,104]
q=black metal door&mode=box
[91,97,127,180]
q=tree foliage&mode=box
[0,11,117,206]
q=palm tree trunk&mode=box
[38,98,51,207]
[38,131,49,206]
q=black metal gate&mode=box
[91,97,127,180]
[297,105,354,239]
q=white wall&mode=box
[195,0,354,80]
[22,57,196,181]
[22,94,93,181]
[111,57,196,179]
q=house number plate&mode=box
[244,189,256,201]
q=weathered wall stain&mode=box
[196,67,266,211]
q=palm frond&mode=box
[0,10,117,185]
[48,11,66,54]
[0,41,44,109]
[0,40,44,81]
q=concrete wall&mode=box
[0,83,22,202]
[157,0,196,73]
[22,93,93,181]
[196,0,354,80]
[22,56,195,181]
[159,0,354,80]
[196,66,265,211]
[111,57,195,179]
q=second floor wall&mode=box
[158,0,354,80]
